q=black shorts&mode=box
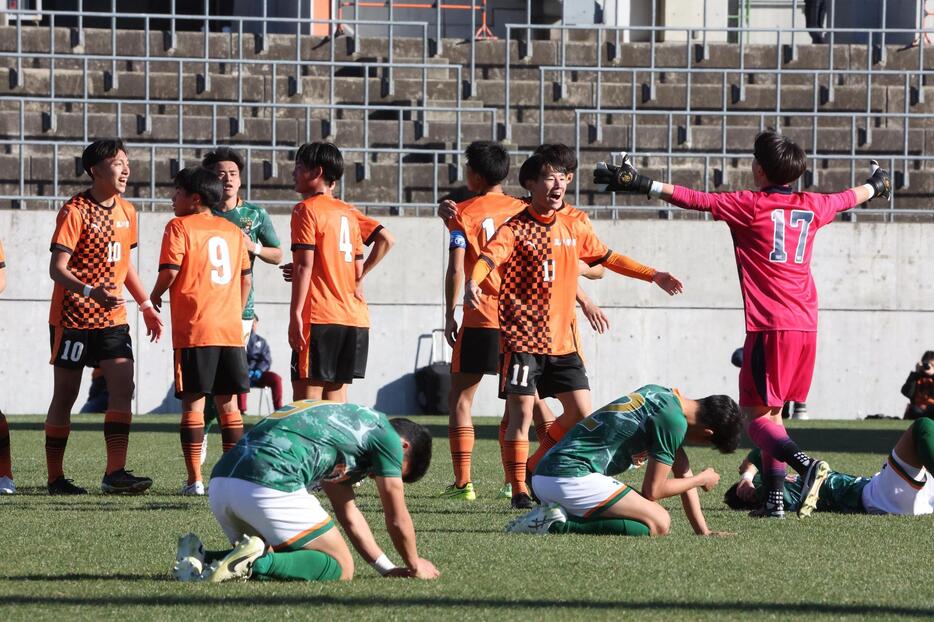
[499,351,590,398]
[49,324,133,369]
[451,327,500,375]
[174,346,249,398]
[291,324,369,384]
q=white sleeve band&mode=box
[370,554,396,576]
[139,300,153,311]
[861,183,877,198]
[741,472,755,483]
[82,284,93,297]
[648,181,664,199]
[253,241,263,255]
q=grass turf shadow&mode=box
[0,595,930,617]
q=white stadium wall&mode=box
[0,209,931,419]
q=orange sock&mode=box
[180,411,205,485]
[45,422,70,483]
[503,439,530,495]
[219,410,244,452]
[534,420,555,445]
[449,425,475,487]
[104,410,132,475]
[0,413,11,478]
[498,416,509,483]
[528,420,570,474]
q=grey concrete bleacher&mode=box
[1,24,933,219]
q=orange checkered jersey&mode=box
[49,193,138,329]
[291,194,368,328]
[159,211,251,349]
[474,207,657,355]
[447,192,527,328]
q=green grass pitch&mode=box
[0,415,932,621]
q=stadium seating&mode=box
[1,17,933,220]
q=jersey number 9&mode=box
[208,236,232,285]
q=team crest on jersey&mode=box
[239,218,253,233]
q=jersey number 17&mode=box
[769,209,814,264]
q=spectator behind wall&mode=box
[238,315,284,414]
[902,351,934,420]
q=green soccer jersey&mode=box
[535,385,688,478]
[747,449,869,513]
[212,199,280,320]
[211,400,404,493]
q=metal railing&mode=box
[2,3,933,219]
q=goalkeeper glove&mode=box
[865,160,891,200]
[593,153,654,195]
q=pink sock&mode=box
[746,417,790,456]
[760,449,787,478]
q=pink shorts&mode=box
[738,331,817,408]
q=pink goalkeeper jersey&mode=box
[669,185,859,332]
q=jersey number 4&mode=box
[338,216,354,262]
[769,209,814,264]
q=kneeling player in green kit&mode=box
[506,385,743,536]
[172,400,440,582]
[724,418,934,516]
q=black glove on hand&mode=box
[866,160,891,200]
[593,153,654,195]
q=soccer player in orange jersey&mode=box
[437,143,608,502]
[0,238,11,494]
[45,139,163,496]
[150,167,252,496]
[465,149,684,508]
[288,143,373,403]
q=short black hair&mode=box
[753,130,807,186]
[202,146,245,172]
[465,141,510,187]
[723,482,758,511]
[695,394,743,453]
[82,139,127,178]
[296,142,343,184]
[174,166,223,210]
[534,143,577,173]
[518,150,568,189]
[389,418,432,483]
[922,351,934,364]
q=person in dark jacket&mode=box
[238,315,283,414]
[902,351,934,420]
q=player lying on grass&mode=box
[593,133,891,518]
[724,418,934,515]
[172,400,439,583]
[506,384,742,536]
[465,149,683,509]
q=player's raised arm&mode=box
[578,225,683,296]
[374,476,439,579]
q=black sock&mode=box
[775,439,814,475]
[766,474,785,510]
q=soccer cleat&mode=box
[505,503,567,535]
[497,483,512,499]
[201,535,266,583]
[172,532,206,582]
[797,460,831,518]
[48,476,88,495]
[438,482,477,501]
[0,476,15,494]
[511,492,534,510]
[749,501,785,519]
[101,469,153,495]
[180,481,206,496]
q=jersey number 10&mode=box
[769,209,814,264]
